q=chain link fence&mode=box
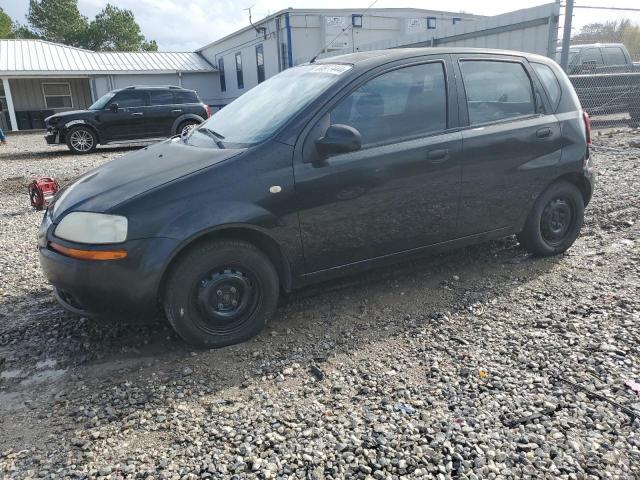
[561,3,640,128]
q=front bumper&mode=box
[44,129,59,145]
[38,214,180,319]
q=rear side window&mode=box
[174,91,198,104]
[532,63,561,110]
[582,48,603,65]
[602,47,626,66]
[330,62,447,146]
[113,91,147,108]
[149,90,175,105]
[459,60,535,125]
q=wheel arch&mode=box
[555,172,592,207]
[172,114,205,135]
[158,225,293,305]
[62,122,101,144]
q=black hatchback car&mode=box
[39,48,594,347]
[44,85,211,154]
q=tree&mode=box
[27,0,88,46]
[0,8,12,38]
[12,0,158,51]
[84,4,157,52]
[573,19,640,58]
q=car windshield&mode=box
[194,63,352,146]
[89,92,116,110]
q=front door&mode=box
[452,55,564,237]
[100,90,148,141]
[294,58,463,273]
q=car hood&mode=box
[50,139,244,221]
[45,110,93,124]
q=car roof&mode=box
[555,43,626,51]
[313,47,552,69]
[112,85,195,93]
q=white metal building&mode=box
[0,39,216,131]
[0,4,560,131]
[197,8,482,108]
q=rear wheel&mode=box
[177,119,200,137]
[517,181,584,256]
[66,126,97,154]
[163,240,279,348]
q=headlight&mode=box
[55,212,128,244]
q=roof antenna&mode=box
[309,0,379,63]
[244,6,267,39]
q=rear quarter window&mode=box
[532,62,562,111]
[174,91,199,104]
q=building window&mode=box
[427,17,437,29]
[42,82,73,109]
[218,58,226,92]
[453,17,462,25]
[236,52,244,89]
[352,14,363,28]
[256,44,265,83]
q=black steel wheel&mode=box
[66,126,97,154]
[164,240,279,348]
[518,181,584,256]
[540,197,573,247]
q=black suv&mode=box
[44,85,211,154]
[39,48,594,348]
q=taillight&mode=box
[204,104,212,118]
[582,111,592,145]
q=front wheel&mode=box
[66,126,97,154]
[163,240,279,348]
[517,181,585,256]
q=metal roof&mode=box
[0,39,216,75]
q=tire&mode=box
[66,126,97,154]
[517,181,585,256]
[177,119,200,137]
[163,240,279,348]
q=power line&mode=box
[310,0,380,62]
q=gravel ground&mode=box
[0,131,639,479]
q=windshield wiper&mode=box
[196,127,226,149]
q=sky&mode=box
[1,0,640,52]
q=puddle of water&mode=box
[0,369,24,379]
[20,369,67,386]
[35,359,57,370]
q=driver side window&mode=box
[329,62,448,147]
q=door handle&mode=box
[131,112,143,116]
[171,109,183,113]
[536,127,552,138]
[427,148,449,162]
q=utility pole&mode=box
[560,0,574,70]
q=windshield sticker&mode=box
[309,64,352,75]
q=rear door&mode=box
[452,54,563,237]
[101,90,148,140]
[146,90,177,137]
[294,56,463,272]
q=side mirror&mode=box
[109,103,119,113]
[315,124,362,156]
